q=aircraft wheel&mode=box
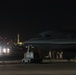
[28,60,31,64]
[23,60,26,64]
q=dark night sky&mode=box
[0,0,75,41]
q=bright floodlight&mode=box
[3,48,6,53]
[7,48,10,53]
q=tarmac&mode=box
[0,63,76,75]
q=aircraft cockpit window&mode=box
[38,34,51,38]
[34,35,44,38]
[38,35,43,38]
[45,35,51,38]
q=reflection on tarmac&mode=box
[0,63,76,75]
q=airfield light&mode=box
[3,48,6,53]
[7,48,10,53]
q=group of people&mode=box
[49,51,63,59]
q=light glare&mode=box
[3,48,6,53]
[7,48,10,53]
